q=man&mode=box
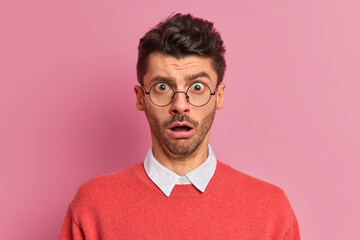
[59,13,300,239]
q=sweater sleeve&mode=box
[58,205,85,240]
[283,215,301,240]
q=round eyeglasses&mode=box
[142,82,217,107]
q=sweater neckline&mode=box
[134,160,225,198]
[143,145,217,197]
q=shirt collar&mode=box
[143,145,217,197]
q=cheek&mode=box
[197,104,216,124]
[144,104,168,125]
[194,105,216,122]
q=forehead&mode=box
[143,52,217,86]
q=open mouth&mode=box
[171,125,192,132]
[168,123,195,139]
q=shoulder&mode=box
[215,161,299,236]
[80,163,143,190]
[216,161,299,236]
[215,160,292,208]
[216,160,282,190]
[70,163,143,208]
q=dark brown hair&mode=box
[137,13,226,85]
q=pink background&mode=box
[1,0,359,239]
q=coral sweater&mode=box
[59,161,300,239]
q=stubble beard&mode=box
[145,106,216,158]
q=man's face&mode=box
[135,52,225,159]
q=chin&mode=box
[163,138,202,156]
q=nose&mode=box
[170,91,190,115]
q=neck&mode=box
[152,136,210,176]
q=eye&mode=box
[191,82,205,92]
[154,83,170,92]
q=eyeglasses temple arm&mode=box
[140,85,150,95]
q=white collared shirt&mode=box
[143,145,217,197]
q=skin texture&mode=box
[134,52,225,176]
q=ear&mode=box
[216,82,225,110]
[134,85,145,111]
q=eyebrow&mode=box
[186,71,211,82]
[149,71,211,85]
[149,76,176,85]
